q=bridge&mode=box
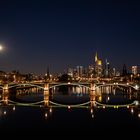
[0,81,139,90]
[0,81,139,108]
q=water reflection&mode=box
[0,85,140,120]
[0,104,140,132]
[0,85,139,106]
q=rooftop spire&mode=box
[95,52,98,62]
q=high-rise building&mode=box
[104,59,110,77]
[112,68,116,77]
[67,68,73,77]
[94,52,102,77]
[76,66,83,77]
[132,66,138,75]
[88,65,94,77]
[122,64,127,76]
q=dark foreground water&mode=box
[0,105,140,135]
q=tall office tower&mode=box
[88,65,94,77]
[112,68,116,77]
[105,59,110,77]
[67,68,73,77]
[76,66,83,77]
[132,66,138,75]
[95,52,102,77]
[122,64,127,76]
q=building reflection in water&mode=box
[0,85,140,121]
[44,90,49,107]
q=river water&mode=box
[0,86,140,135]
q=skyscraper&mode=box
[94,52,102,77]
[105,59,110,77]
[76,66,83,77]
[122,64,127,76]
[132,66,138,75]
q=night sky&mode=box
[0,0,140,74]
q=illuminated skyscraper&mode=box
[67,68,73,77]
[132,66,138,75]
[76,66,83,77]
[105,59,110,77]
[94,52,102,77]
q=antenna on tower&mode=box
[95,52,98,62]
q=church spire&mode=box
[46,66,50,80]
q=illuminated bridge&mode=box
[0,81,139,91]
[0,81,139,108]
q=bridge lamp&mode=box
[127,106,129,109]
[44,87,49,91]
[68,82,71,85]
[103,106,106,109]
[135,85,139,90]
[134,101,139,106]
[68,105,71,109]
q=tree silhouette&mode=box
[58,74,72,82]
[58,74,72,94]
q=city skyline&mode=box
[0,0,140,74]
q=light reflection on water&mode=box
[0,86,140,132]
[10,86,140,104]
[0,105,140,132]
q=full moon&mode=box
[0,45,3,51]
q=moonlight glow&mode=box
[0,45,3,51]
